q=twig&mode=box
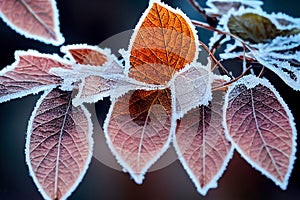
[242,43,247,71]
[211,34,226,54]
[258,66,265,78]
[212,65,254,91]
[198,40,234,79]
[191,20,255,51]
[188,0,218,27]
[188,0,206,18]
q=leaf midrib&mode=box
[53,95,72,199]
[20,0,56,39]
[250,89,284,181]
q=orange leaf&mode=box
[127,0,199,85]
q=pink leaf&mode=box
[0,0,64,45]
[104,89,173,183]
[25,88,93,200]
[72,74,152,106]
[174,89,233,195]
[0,50,72,103]
[73,75,115,105]
[223,75,297,189]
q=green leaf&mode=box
[228,13,300,43]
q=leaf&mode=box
[251,35,300,90]
[223,75,297,189]
[228,12,300,44]
[126,0,199,85]
[0,0,64,45]
[25,88,93,200]
[104,88,173,183]
[205,0,263,18]
[59,44,148,105]
[61,44,113,67]
[73,74,151,106]
[0,50,72,103]
[214,10,300,90]
[171,63,213,119]
[219,35,300,90]
[174,89,233,195]
[61,45,123,104]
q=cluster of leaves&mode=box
[0,0,298,199]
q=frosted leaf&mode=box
[0,0,64,45]
[227,12,300,44]
[205,0,263,18]
[171,63,214,119]
[174,89,233,195]
[124,0,199,85]
[223,75,297,189]
[213,8,300,90]
[104,89,174,184]
[26,88,93,200]
[0,50,72,103]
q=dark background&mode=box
[0,0,300,199]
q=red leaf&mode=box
[174,90,233,195]
[0,0,64,45]
[25,88,93,200]
[104,89,173,183]
[127,0,199,85]
[224,75,297,189]
[0,50,72,103]
[62,45,109,66]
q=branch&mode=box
[188,0,218,27]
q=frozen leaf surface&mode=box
[62,45,111,67]
[26,88,93,200]
[205,0,263,18]
[60,44,146,105]
[224,75,297,189]
[104,89,173,184]
[0,0,64,45]
[228,12,300,44]
[174,89,233,195]
[0,50,72,103]
[172,64,213,118]
[127,0,199,85]
[214,10,300,90]
[250,35,300,90]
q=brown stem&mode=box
[198,40,234,79]
[212,65,254,91]
[191,19,256,52]
[211,34,226,54]
[258,66,265,78]
[188,0,218,27]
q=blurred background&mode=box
[0,0,300,199]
